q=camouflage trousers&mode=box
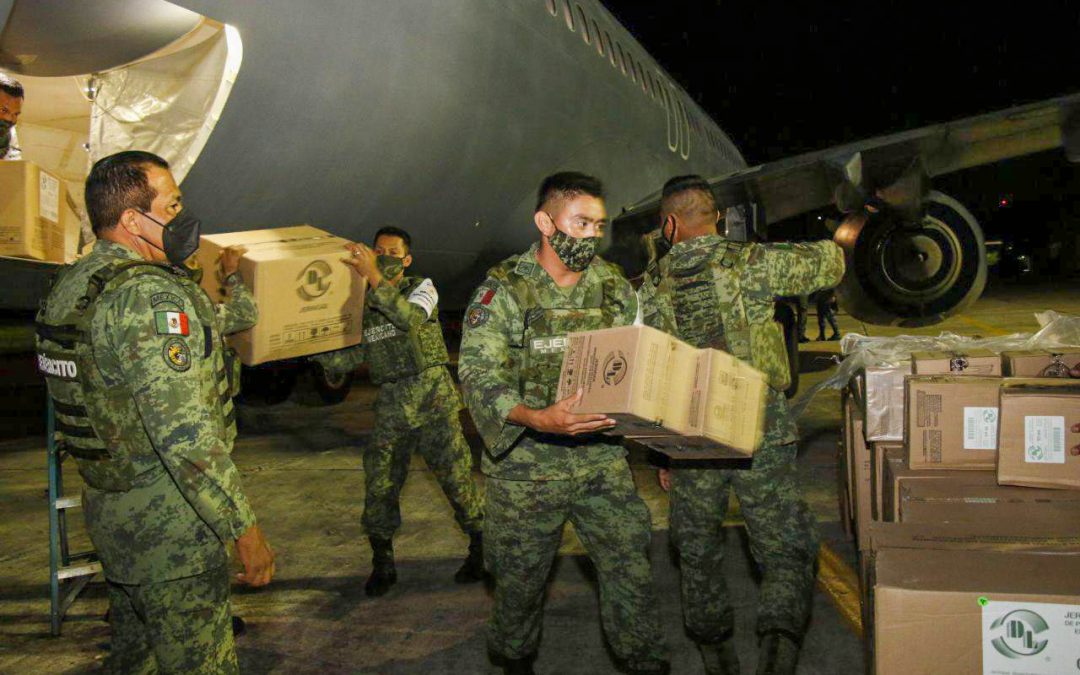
[670,442,818,642]
[104,565,236,674]
[363,411,482,540]
[484,457,668,664]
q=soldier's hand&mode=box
[342,243,384,288]
[657,468,672,492]
[220,246,247,278]
[235,524,275,587]
[513,389,616,436]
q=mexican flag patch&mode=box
[155,311,190,336]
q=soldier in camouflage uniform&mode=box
[459,172,669,675]
[35,151,275,674]
[311,226,485,597]
[639,175,845,675]
[0,73,23,160]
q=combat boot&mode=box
[624,658,671,674]
[698,636,740,675]
[501,653,537,675]
[364,536,397,597]
[756,630,800,675]
[454,531,487,583]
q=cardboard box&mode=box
[195,226,366,365]
[838,390,855,537]
[911,348,1002,376]
[849,400,874,551]
[866,520,1080,553]
[859,362,911,442]
[873,547,1080,675]
[998,379,1080,490]
[870,442,903,522]
[558,324,688,437]
[1003,349,1080,378]
[897,479,1080,524]
[559,325,768,458]
[0,160,80,262]
[882,460,994,522]
[905,375,1002,470]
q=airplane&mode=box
[2,0,1078,402]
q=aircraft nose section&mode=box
[0,0,201,76]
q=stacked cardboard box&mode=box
[863,522,1080,674]
[0,160,81,263]
[558,324,768,460]
[839,344,1080,673]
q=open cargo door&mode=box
[89,21,242,184]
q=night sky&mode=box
[605,0,1080,164]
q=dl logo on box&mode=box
[982,600,1080,674]
[990,609,1049,658]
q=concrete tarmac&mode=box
[1,279,1077,674]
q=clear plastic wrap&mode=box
[789,312,1080,421]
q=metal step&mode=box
[55,496,81,510]
[57,561,102,581]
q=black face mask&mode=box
[139,209,202,266]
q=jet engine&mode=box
[833,190,987,327]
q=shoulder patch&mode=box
[162,337,192,372]
[150,291,185,310]
[154,311,190,336]
[479,288,496,306]
[466,305,490,328]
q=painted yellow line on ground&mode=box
[816,542,863,638]
[958,315,1009,336]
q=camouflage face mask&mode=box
[376,254,404,279]
[548,228,598,272]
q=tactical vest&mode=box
[35,259,237,492]
[654,240,791,391]
[362,277,449,385]
[489,259,629,409]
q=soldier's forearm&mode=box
[507,403,536,429]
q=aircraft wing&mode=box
[615,92,1080,232]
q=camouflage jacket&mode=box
[312,276,462,429]
[37,240,257,584]
[459,243,636,481]
[639,235,844,445]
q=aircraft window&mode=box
[562,0,574,30]
[604,32,616,66]
[640,65,650,94]
[636,62,648,93]
[628,56,637,82]
[577,6,590,43]
[664,85,679,152]
[678,98,691,158]
[593,21,604,56]
[616,44,627,74]
[545,0,557,16]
